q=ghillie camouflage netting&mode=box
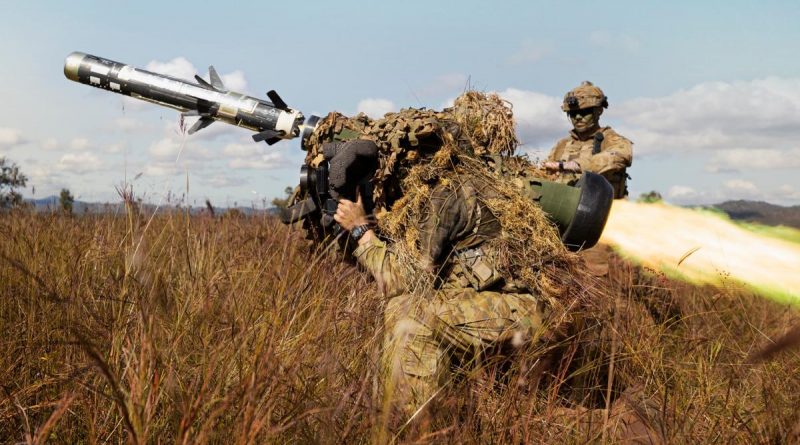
[304,91,602,310]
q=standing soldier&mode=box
[543,81,633,276]
[542,81,632,199]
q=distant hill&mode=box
[712,200,800,229]
[25,196,277,216]
[28,196,124,214]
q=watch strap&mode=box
[350,224,372,241]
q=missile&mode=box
[64,51,310,145]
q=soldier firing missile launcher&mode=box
[63,51,316,145]
[63,51,613,250]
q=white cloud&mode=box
[223,143,260,158]
[107,142,126,154]
[146,57,197,81]
[664,180,772,205]
[143,162,180,177]
[41,138,59,151]
[26,165,64,195]
[229,151,286,170]
[614,77,800,160]
[69,137,90,150]
[589,31,641,53]
[481,77,800,170]
[208,174,247,187]
[356,98,396,119]
[149,137,182,160]
[115,117,145,132]
[777,185,800,201]
[668,185,698,200]
[57,152,103,173]
[220,70,248,93]
[706,148,800,173]
[0,127,24,149]
[148,136,213,162]
[222,141,287,170]
[724,179,759,195]
[498,88,570,157]
[146,57,248,93]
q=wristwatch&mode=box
[350,224,372,242]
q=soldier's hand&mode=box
[542,161,561,171]
[334,193,369,231]
[541,160,581,173]
[562,161,581,172]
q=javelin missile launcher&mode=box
[63,51,612,250]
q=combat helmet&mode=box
[562,81,608,111]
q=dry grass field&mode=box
[2,208,800,443]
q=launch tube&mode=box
[63,51,306,144]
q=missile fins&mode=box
[188,116,215,134]
[208,66,226,91]
[267,90,289,111]
[194,74,215,90]
[193,67,226,92]
[252,129,284,145]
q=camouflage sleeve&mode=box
[585,131,632,175]
[353,236,406,298]
[545,138,567,162]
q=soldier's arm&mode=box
[543,138,579,171]
[337,182,476,297]
[335,197,407,298]
[584,133,632,175]
[545,137,569,162]
[352,235,407,298]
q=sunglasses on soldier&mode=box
[567,108,595,118]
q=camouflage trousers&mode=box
[380,286,549,417]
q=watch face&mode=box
[351,224,371,241]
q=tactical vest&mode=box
[444,240,528,293]
[550,127,630,199]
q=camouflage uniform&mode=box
[353,177,549,416]
[547,82,633,275]
[547,82,633,199]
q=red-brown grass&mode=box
[1,209,799,443]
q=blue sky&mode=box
[1,0,799,206]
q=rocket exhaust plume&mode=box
[601,200,800,304]
[63,52,314,145]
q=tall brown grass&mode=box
[1,208,799,443]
